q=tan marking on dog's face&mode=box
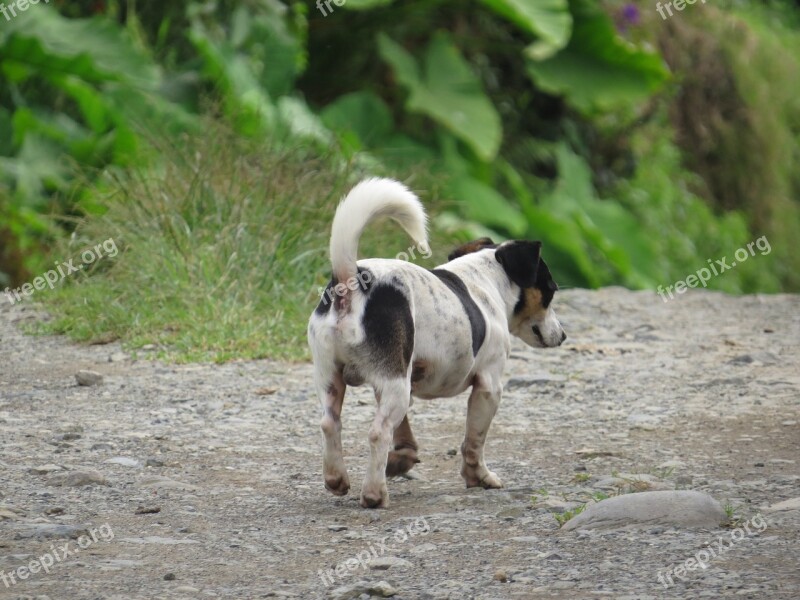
[512,288,547,327]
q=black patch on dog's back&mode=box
[430,269,486,356]
[315,267,374,315]
[362,283,414,376]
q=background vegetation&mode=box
[1,0,798,361]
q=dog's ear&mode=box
[495,241,542,288]
[448,237,496,262]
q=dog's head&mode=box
[495,240,565,348]
[450,238,565,348]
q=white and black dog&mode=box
[308,178,566,508]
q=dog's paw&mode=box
[360,485,389,509]
[386,447,420,477]
[463,468,503,490]
[324,473,351,496]
[479,470,504,489]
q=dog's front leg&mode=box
[316,368,350,496]
[461,376,503,489]
[361,378,410,508]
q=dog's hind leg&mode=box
[386,406,420,477]
[315,366,350,496]
[461,375,504,489]
[361,378,410,508]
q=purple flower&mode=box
[622,3,640,24]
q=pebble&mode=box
[368,557,412,570]
[75,369,103,386]
[765,497,800,512]
[29,464,65,475]
[104,457,140,468]
[46,470,107,487]
[14,524,88,540]
[330,580,396,599]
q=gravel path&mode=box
[1,288,798,599]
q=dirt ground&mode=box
[1,288,798,599]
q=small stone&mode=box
[327,524,348,532]
[29,464,65,475]
[0,508,21,521]
[135,506,161,515]
[173,586,199,593]
[561,490,727,531]
[104,457,140,468]
[765,497,800,512]
[14,524,88,540]
[409,542,436,555]
[108,352,128,362]
[75,370,103,386]
[368,556,411,570]
[91,442,116,451]
[446,449,457,456]
[330,580,396,599]
[145,458,165,468]
[47,470,107,487]
[44,507,65,516]
[494,569,508,582]
[164,573,176,581]
[496,507,524,520]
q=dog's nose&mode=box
[560,331,567,344]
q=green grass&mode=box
[33,123,457,362]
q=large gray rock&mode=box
[561,490,727,531]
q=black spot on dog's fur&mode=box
[430,269,487,356]
[362,283,414,376]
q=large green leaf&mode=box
[449,177,528,237]
[526,0,668,113]
[480,0,572,59]
[378,32,502,162]
[0,7,158,88]
[320,91,393,147]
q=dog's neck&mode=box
[442,251,519,321]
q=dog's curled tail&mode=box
[330,178,428,282]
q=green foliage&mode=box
[378,32,503,162]
[479,0,572,59]
[2,0,797,360]
[526,0,669,113]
